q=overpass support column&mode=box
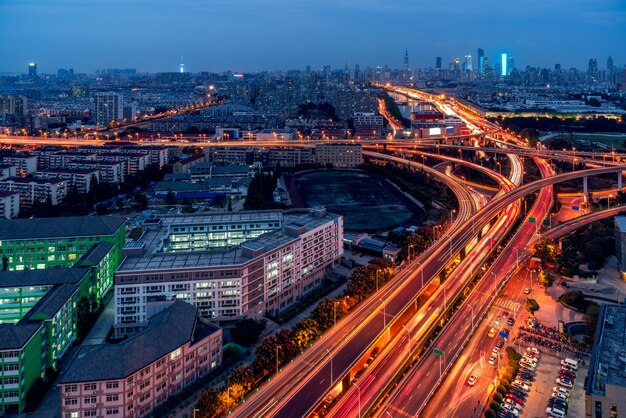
[618,171,623,193]
[583,176,588,202]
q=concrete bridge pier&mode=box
[618,171,623,194]
[583,176,588,202]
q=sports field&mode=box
[290,170,425,232]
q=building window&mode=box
[64,398,78,406]
[170,348,181,360]
[83,383,96,391]
[106,409,120,415]
[84,412,96,417]
[106,394,119,402]
[611,404,617,418]
[84,397,96,404]
[105,382,119,389]
[65,385,78,393]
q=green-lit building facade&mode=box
[0,216,126,415]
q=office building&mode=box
[607,56,614,73]
[0,242,120,415]
[59,300,222,418]
[508,56,515,74]
[0,215,125,272]
[464,55,473,72]
[589,58,598,78]
[0,191,19,219]
[113,208,343,337]
[478,48,485,75]
[94,92,123,127]
[314,143,362,168]
[28,63,37,79]
[585,304,626,417]
[435,57,442,69]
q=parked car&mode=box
[552,386,570,397]
[466,375,477,386]
[556,378,573,389]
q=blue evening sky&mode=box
[1,0,625,74]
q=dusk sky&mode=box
[1,0,625,74]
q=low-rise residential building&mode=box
[34,168,100,194]
[0,177,68,207]
[48,152,97,168]
[113,207,343,337]
[98,153,151,175]
[0,191,19,219]
[263,148,314,167]
[59,300,222,418]
[0,164,17,180]
[173,154,206,174]
[65,161,125,183]
[585,304,626,418]
[1,154,37,176]
[314,143,362,168]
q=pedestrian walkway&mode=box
[493,297,521,314]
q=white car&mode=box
[552,386,570,397]
[488,355,497,365]
[512,380,530,391]
[556,378,573,389]
[501,403,520,416]
[492,346,501,355]
[503,400,522,411]
[552,391,567,400]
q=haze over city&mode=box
[1,0,625,73]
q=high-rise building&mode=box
[555,63,562,71]
[404,50,409,70]
[435,57,442,69]
[478,48,485,75]
[180,56,184,73]
[607,56,614,72]
[453,57,460,73]
[94,92,123,127]
[500,53,508,76]
[589,58,598,77]
[28,63,37,79]
[464,55,473,72]
[508,56,515,74]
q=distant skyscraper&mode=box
[180,57,184,73]
[607,56,614,72]
[555,63,561,71]
[28,63,37,79]
[500,53,508,76]
[404,50,409,70]
[94,92,123,127]
[588,58,598,77]
[435,56,442,69]
[453,57,460,73]
[478,48,485,75]
[464,55,473,72]
[508,56,515,74]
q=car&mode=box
[488,355,497,365]
[502,311,509,318]
[552,386,570,397]
[546,407,566,417]
[509,389,527,399]
[558,369,576,379]
[466,375,477,386]
[524,288,531,294]
[529,347,540,355]
[548,399,568,410]
[492,346,501,355]
[507,317,515,326]
[488,328,497,337]
[556,378,573,388]
[495,317,501,326]
[496,339,505,348]
[512,383,529,392]
[505,394,524,406]
[500,403,520,416]
[519,372,534,381]
[552,391,568,400]
[520,360,536,369]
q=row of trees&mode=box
[195,258,395,417]
[485,348,522,418]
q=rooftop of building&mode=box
[189,163,251,173]
[117,208,340,273]
[0,215,125,240]
[0,191,19,197]
[177,154,205,165]
[0,268,90,287]
[60,300,220,383]
[1,176,66,185]
[586,304,626,396]
[154,178,234,192]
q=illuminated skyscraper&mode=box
[94,92,123,127]
[478,48,485,75]
[180,57,185,73]
[453,57,460,73]
[500,53,508,76]
[404,50,409,70]
[588,58,598,77]
[28,63,37,79]
[464,55,473,72]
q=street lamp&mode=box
[380,298,386,328]
[326,349,333,389]
[353,382,362,418]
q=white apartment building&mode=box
[0,191,19,219]
[1,155,38,176]
[34,169,100,194]
[113,208,343,338]
[314,143,363,168]
[65,161,125,183]
[0,177,67,207]
[0,165,17,180]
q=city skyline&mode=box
[1,0,625,74]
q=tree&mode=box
[539,270,554,287]
[293,318,321,352]
[165,191,176,206]
[230,318,267,345]
[310,298,341,332]
[559,290,589,312]
[95,203,108,215]
[252,335,280,375]
[228,365,255,394]
[525,298,540,314]
[134,192,149,210]
[196,387,225,418]
[276,328,298,360]
[533,238,560,266]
